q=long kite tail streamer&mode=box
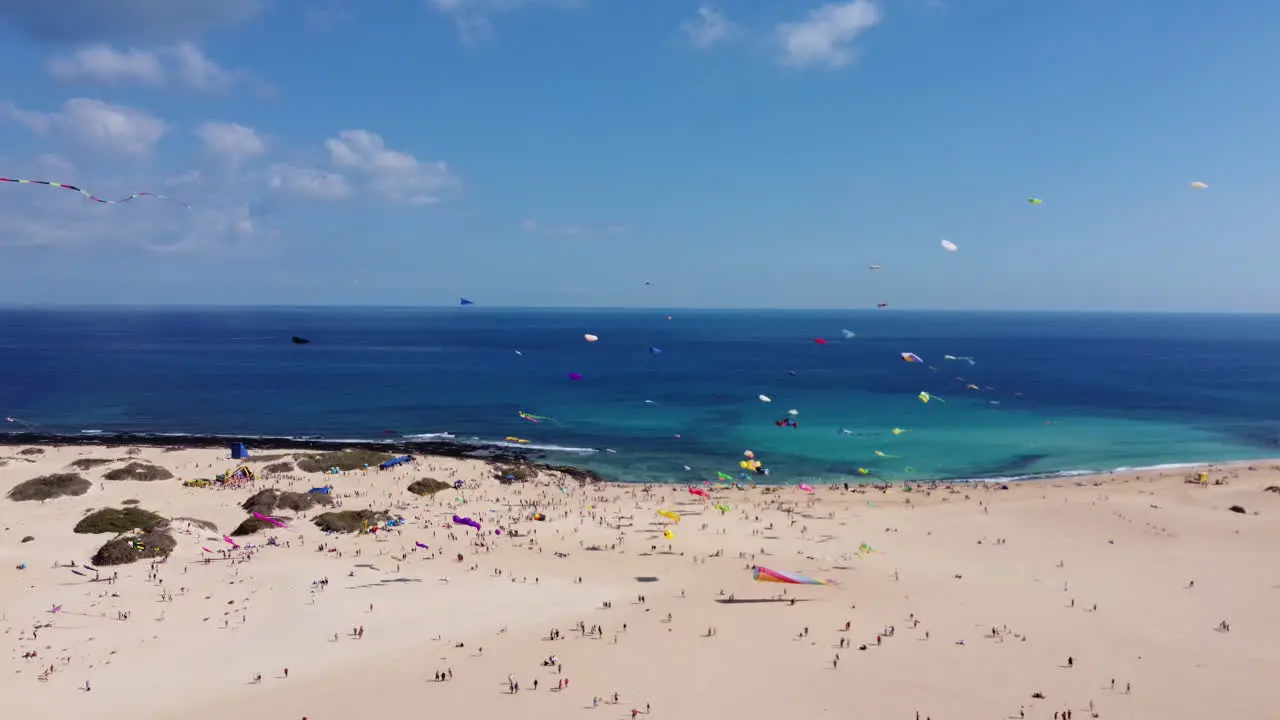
[752,566,836,586]
[0,177,191,207]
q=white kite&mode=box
[584,334,599,343]
[941,239,958,252]
[1190,181,1208,189]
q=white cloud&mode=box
[46,43,236,92]
[325,129,457,204]
[682,6,732,50]
[777,0,882,69]
[196,121,267,166]
[521,218,628,238]
[427,0,582,44]
[268,164,351,201]
[1,98,167,158]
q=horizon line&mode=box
[0,303,1275,316]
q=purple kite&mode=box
[452,515,481,531]
[415,541,430,550]
[567,372,583,381]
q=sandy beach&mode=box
[2,444,1278,719]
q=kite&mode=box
[775,417,798,429]
[252,512,288,529]
[649,347,662,355]
[291,336,311,345]
[752,566,836,586]
[758,394,772,403]
[452,515,481,531]
[519,411,552,423]
[717,471,734,482]
[688,487,709,498]
[714,503,730,513]
[202,547,215,553]
[941,239,958,252]
[460,297,475,305]
[1190,181,1208,189]
[532,513,546,521]
[222,535,240,550]
[567,372,583,381]
[841,329,856,339]
[943,355,976,365]
[1028,198,1043,204]
[657,509,680,523]
[504,436,530,444]
[891,427,911,435]
[584,334,599,343]
[874,450,898,458]
[877,303,888,309]
[799,483,815,493]
[415,541,430,550]
[4,416,33,428]
[918,391,944,403]
[868,264,883,270]
[664,529,675,541]
[901,352,923,363]
[814,338,828,345]
[0,177,191,207]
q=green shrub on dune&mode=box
[7,473,92,501]
[91,529,176,566]
[313,509,389,534]
[103,462,174,482]
[74,507,166,535]
[408,478,451,496]
[69,458,114,471]
[296,450,394,473]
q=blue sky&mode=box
[0,0,1277,311]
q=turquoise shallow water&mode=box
[1,308,1278,483]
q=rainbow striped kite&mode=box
[752,566,836,586]
[1,177,191,207]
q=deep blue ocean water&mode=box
[2,307,1279,483]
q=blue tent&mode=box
[229,442,249,460]
[308,487,332,494]
[379,455,413,470]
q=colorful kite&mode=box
[877,303,888,309]
[752,566,836,586]
[799,483,815,493]
[222,535,240,550]
[657,509,680,523]
[891,427,911,435]
[663,529,675,541]
[918,391,944,403]
[688,487,709,498]
[841,329,856,339]
[814,338,828,345]
[519,411,552,423]
[252,512,288,529]
[1190,181,1208,189]
[1028,198,1043,204]
[452,515,481,531]
[901,352,923,363]
[415,541,430,550]
[0,177,191,207]
[567,372,583,381]
[531,512,546,521]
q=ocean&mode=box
[2,307,1279,484]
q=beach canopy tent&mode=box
[379,455,413,470]
[308,487,332,494]
[229,442,249,460]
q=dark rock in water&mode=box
[1228,505,1246,514]
[291,336,311,345]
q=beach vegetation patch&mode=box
[313,509,389,534]
[7,473,93,501]
[122,498,140,505]
[263,461,294,474]
[494,464,538,483]
[241,489,331,516]
[91,529,176,566]
[408,478,451,496]
[74,507,166,535]
[1229,505,1247,514]
[172,516,218,532]
[69,458,115,471]
[296,450,395,473]
[17,447,44,456]
[125,448,143,456]
[103,462,174,482]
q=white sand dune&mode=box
[1,445,1278,719]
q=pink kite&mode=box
[222,535,240,549]
[799,483,815,492]
[814,338,828,345]
[201,546,214,553]
[688,487,709,498]
[252,511,288,529]
[567,372,584,381]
